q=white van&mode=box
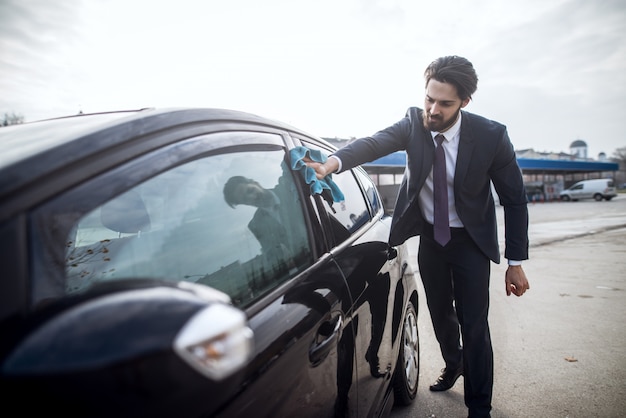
[560,179,617,201]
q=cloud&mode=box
[1,0,625,157]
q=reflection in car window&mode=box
[322,169,370,236]
[64,149,312,307]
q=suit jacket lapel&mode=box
[422,132,435,183]
[454,111,475,191]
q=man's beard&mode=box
[422,107,461,132]
[253,190,274,208]
[252,189,278,209]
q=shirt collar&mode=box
[431,111,462,142]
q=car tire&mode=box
[561,195,570,201]
[393,301,419,406]
[594,194,603,201]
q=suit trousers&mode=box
[418,224,493,417]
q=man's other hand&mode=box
[505,265,530,297]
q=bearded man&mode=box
[306,55,530,418]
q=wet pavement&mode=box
[391,195,626,418]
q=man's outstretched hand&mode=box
[303,156,338,180]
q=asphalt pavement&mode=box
[391,195,626,418]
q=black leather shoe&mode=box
[429,367,463,391]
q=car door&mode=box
[569,182,586,199]
[21,129,355,417]
[297,138,408,417]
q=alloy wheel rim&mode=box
[402,308,419,390]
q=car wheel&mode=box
[594,194,603,201]
[393,301,419,405]
[561,195,570,201]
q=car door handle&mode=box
[309,313,343,367]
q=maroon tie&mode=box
[433,134,451,246]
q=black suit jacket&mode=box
[333,107,528,263]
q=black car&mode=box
[0,108,419,417]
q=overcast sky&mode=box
[1,0,625,158]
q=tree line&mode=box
[2,112,25,126]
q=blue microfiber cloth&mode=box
[290,146,345,203]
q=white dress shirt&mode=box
[418,114,464,228]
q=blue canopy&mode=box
[363,152,619,173]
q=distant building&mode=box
[570,139,588,159]
[515,148,573,160]
[323,137,353,149]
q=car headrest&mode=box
[101,190,151,234]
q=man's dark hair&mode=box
[424,56,478,101]
[223,175,249,208]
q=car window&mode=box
[322,170,370,234]
[298,141,371,242]
[37,146,312,308]
[353,167,382,215]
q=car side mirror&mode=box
[1,283,253,417]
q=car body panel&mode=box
[214,257,350,417]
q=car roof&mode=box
[0,110,140,169]
[0,107,315,201]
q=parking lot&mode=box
[392,195,626,418]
